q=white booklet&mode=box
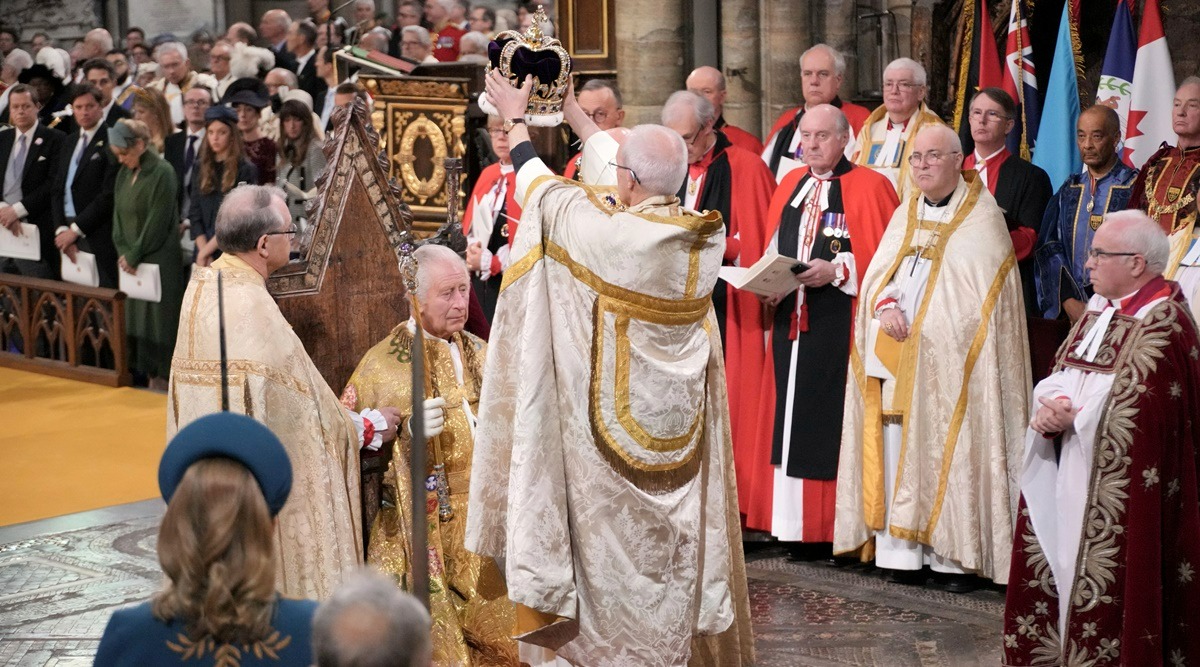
[119,263,162,303]
[0,223,41,261]
[60,251,99,287]
[718,252,807,297]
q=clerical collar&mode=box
[923,191,954,208]
[499,162,514,175]
[886,114,913,132]
[810,168,834,180]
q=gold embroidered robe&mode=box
[465,151,748,666]
[343,323,517,666]
[834,174,1032,583]
[167,253,363,599]
[851,103,946,202]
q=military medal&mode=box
[830,239,843,253]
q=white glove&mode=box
[406,396,446,438]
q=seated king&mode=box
[340,244,517,665]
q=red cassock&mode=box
[684,136,777,528]
[462,161,521,334]
[562,151,582,180]
[741,162,894,534]
[720,123,764,156]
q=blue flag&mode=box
[1095,0,1136,147]
[1032,1,1082,190]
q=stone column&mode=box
[759,0,810,133]
[820,0,860,101]
[614,0,687,126]
[720,0,763,137]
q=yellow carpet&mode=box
[0,368,167,526]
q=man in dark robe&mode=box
[1003,211,1200,667]
[687,66,763,155]
[662,89,776,530]
[755,104,896,544]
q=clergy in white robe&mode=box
[835,125,1031,587]
[168,185,399,599]
[849,58,945,202]
[465,70,749,667]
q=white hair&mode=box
[312,568,431,667]
[915,123,962,154]
[267,67,298,88]
[85,28,114,54]
[1180,76,1200,91]
[885,57,927,87]
[661,90,715,129]
[4,48,32,73]
[800,43,846,77]
[155,41,189,62]
[355,0,377,8]
[459,31,488,55]
[1103,211,1170,275]
[401,25,431,47]
[622,124,687,197]
[412,244,467,303]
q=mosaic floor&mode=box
[0,504,1004,666]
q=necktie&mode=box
[64,133,88,218]
[3,134,27,203]
[184,134,197,175]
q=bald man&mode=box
[687,65,762,155]
[763,44,871,181]
[837,124,1030,593]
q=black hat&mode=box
[158,413,293,516]
[18,64,63,87]
[204,104,239,127]
[221,77,270,109]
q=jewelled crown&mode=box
[480,7,572,126]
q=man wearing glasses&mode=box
[465,71,748,666]
[168,184,403,599]
[837,124,1030,594]
[1005,210,1200,667]
[850,57,945,201]
[562,78,624,180]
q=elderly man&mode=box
[851,57,945,200]
[225,22,258,46]
[661,90,775,533]
[1004,211,1200,666]
[208,40,234,99]
[755,104,897,546]
[260,9,297,71]
[342,243,517,664]
[963,88,1051,316]
[563,78,625,179]
[73,29,113,81]
[836,125,1030,592]
[763,44,871,181]
[313,569,432,667]
[465,71,749,666]
[1129,76,1200,321]
[687,65,762,155]
[399,25,437,64]
[0,85,65,280]
[456,30,487,63]
[168,184,401,599]
[1037,105,1138,321]
[425,0,466,62]
[147,42,216,124]
[51,84,120,288]
[463,115,520,320]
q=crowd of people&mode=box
[3,4,1200,666]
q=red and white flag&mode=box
[1124,0,1176,169]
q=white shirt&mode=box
[294,48,315,74]
[972,146,1006,187]
[2,121,39,217]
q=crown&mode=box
[480,8,572,126]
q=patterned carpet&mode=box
[0,504,1004,666]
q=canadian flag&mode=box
[1124,0,1176,169]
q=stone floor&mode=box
[0,503,1004,666]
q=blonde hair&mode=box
[131,87,173,152]
[151,458,278,645]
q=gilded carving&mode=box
[398,115,448,203]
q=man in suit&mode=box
[260,9,298,72]
[164,84,211,264]
[0,84,65,279]
[52,84,120,288]
[56,59,132,136]
[287,20,326,115]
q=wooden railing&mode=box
[0,275,131,387]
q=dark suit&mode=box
[993,156,1053,317]
[294,51,328,116]
[0,123,66,278]
[164,129,204,211]
[272,43,298,72]
[52,102,132,137]
[51,124,120,287]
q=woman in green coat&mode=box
[109,119,183,389]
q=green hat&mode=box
[106,121,139,149]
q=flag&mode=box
[1124,0,1176,169]
[1001,0,1039,159]
[1031,0,1082,190]
[953,0,1004,154]
[1095,0,1136,149]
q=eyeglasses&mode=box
[883,80,919,92]
[583,109,610,123]
[681,126,709,146]
[486,128,506,137]
[211,55,231,62]
[264,226,298,237]
[608,161,640,185]
[969,108,1011,122]
[184,99,210,107]
[907,150,960,166]
[1087,248,1139,260]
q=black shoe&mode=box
[886,568,927,586]
[940,574,979,594]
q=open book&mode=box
[718,252,806,297]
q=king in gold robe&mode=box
[167,253,364,599]
[344,319,517,666]
[835,172,1031,583]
